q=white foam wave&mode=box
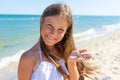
[102,23,120,32]
[74,23,120,42]
[0,50,25,69]
[74,28,99,42]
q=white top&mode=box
[31,46,69,80]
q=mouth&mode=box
[47,35,56,42]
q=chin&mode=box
[44,41,56,47]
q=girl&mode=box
[18,3,96,80]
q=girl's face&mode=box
[41,15,68,48]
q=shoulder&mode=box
[20,50,33,63]
[18,43,41,80]
[20,48,39,65]
[18,47,40,71]
[18,50,33,70]
[21,49,36,61]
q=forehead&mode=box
[44,15,68,28]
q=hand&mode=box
[68,49,92,62]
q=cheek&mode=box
[57,32,66,40]
[41,26,50,35]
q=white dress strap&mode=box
[39,44,42,62]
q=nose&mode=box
[50,29,57,36]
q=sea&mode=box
[0,14,120,70]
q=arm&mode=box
[18,52,34,80]
[67,49,92,80]
[67,61,79,80]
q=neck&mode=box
[47,45,62,59]
[47,45,55,51]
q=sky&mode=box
[0,0,120,15]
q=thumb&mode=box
[79,49,87,53]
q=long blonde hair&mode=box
[40,3,97,80]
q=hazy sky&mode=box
[0,0,120,15]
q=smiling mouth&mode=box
[47,35,56,41]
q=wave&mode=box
[0,50,25,69]
[74,23,120,42]
[102,23,120,32]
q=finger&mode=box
[68,56,85,62]
[68,54,92,61]
[69,55,78,59]
[79,49,87,53]
[81,54,92,60]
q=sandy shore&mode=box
[0,62,18,80]
[0,29,120,80]
[75,29,120,80]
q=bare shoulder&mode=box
[20,49,35,61]
[19,48,39,67]
[18,47,39,80]
[18,50,34,72]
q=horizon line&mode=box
[0,13,120,16]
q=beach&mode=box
[0,15,120,80]
[0,28,120,80]
[75,29,120,80]
[0,62,18,80]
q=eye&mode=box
[58,29,64,33]
[46,24,52,30]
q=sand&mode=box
[0,62,18,80]
[75,29,120,80]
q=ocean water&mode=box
[0,15,120,69]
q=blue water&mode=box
[0,14,120,63]
[0,15,40,59]
[73,16,120,33]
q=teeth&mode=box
[47,36,55,40]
